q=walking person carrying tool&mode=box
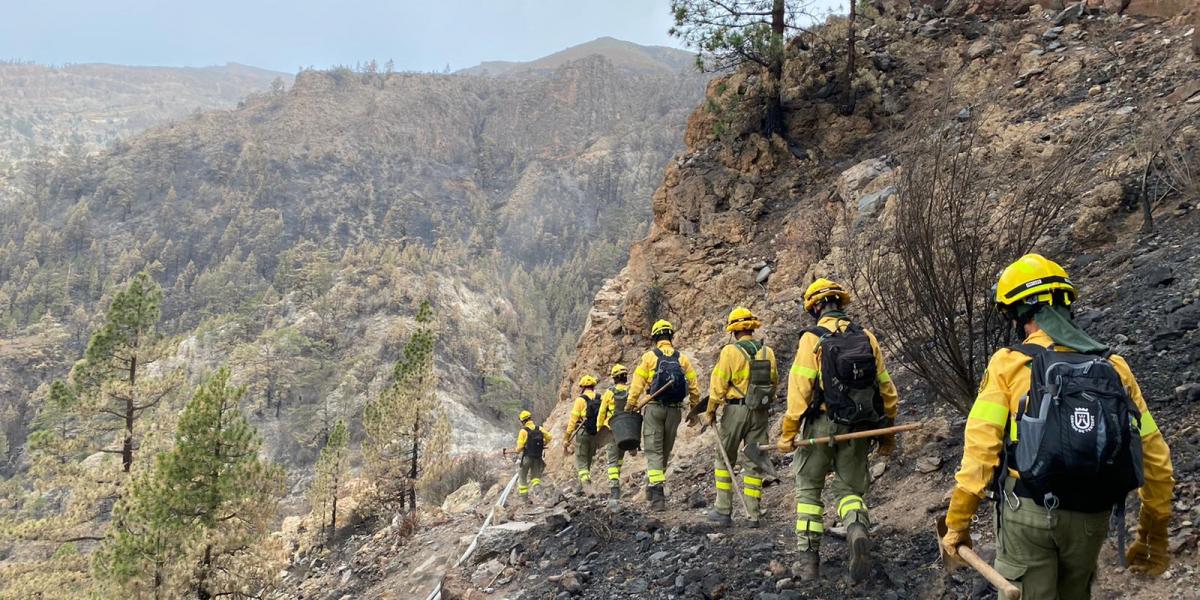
[563,375,602,493]
[626,319,701,511]
[779,279,901,583]
[940,255,1174,600]
[701,307,778,528]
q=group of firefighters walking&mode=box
[510,255,1174,597]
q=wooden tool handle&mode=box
[760,421,923,451]
[959,546,1021,600]
[634,377,675,412]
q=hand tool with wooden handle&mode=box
[936,514,1021,600]
[761,422,923,452]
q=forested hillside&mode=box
[0,62,287,179]
[0,42,705,474]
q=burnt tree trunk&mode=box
[842,0,858,115]
[764,0,787,138]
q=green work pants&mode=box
[712,403,770,519]
[792,413,871,552]
[573,430,597,482]
[518,455,544,495]
[994,480,1109,600]
[605,429,626,489]
[642,402,682,487]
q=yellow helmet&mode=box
[518,410,532,422]
[578,374,598,388]
[804,278,852,312]
[610,364,628,377]
[725,306,761,332]
[651,319,675,337]
[994,254,1075,308]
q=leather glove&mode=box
[941,487,981,565]
[875,433,896,458]
[1127,510,1170,576]
[701,412,716,427]
[777,416,801,453]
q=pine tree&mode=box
[669,0,797,137]
[71,271,173,473]
[307,418,348,545]
[92,468,184,598]
[362,300,439,514]
[97,368,285,599]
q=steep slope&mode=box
[0,62,287,176]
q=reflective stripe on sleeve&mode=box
[968,401,1008,427]
[1140,410,1159,436]
[877,370,892,383]
[791,364,818,379]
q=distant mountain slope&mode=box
[0,52,707,477]
[0,62,288,171]
[458,37,695,76]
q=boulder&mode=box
[915,456,943,473]
[836,159,892,205]
[1053,2,1085,24]
[442,480,482,514]
[967,39,995,60]
[1175,383,1200,403]
[471,558,505,588]
[475,521,537,562]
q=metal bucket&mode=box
[610,411,643,452]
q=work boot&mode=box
[847,522,872,582]
[792,551,820,582]
[745,516,761,528]
[649,485,666,511]
[706,509,732,527]
[609,486,620,501]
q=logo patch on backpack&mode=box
[1070,408,1095,434]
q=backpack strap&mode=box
[802,326,832,353]
[1008,343,1047,359]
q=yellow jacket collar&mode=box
[524,421,537,431]
[655,340,676,352]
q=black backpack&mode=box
[583,392,602,435]
[1005,345,1144,512]
[733,340,774,410]
[650,348,689,406]
[523,425,545,460]
[806,323,885,428]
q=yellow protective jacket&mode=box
[597,384,629,430]
[953,330,1174,518]
[565,389,600,438]
[628,340,701,410]
[515,420,552,453]
[784,314,899,421]
[708,335,778,410]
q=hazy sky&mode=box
[2,0,843,74]
[0,0,677,74]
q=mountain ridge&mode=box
[457,36,696,76]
